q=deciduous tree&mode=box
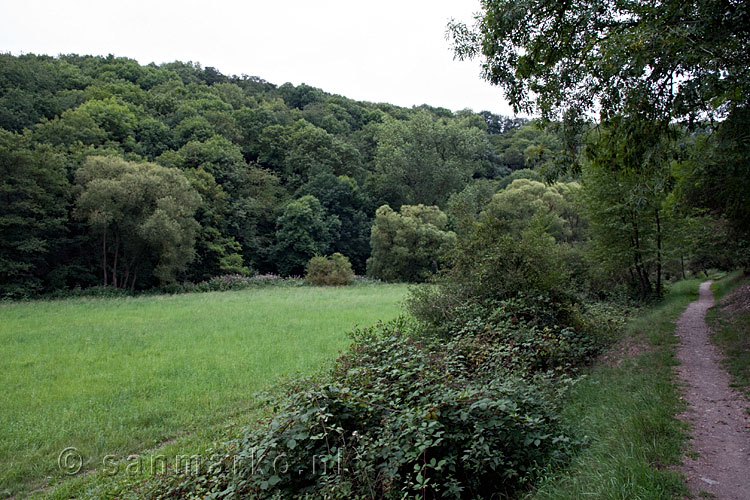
[75,156,201,288]
[367,204,456,282]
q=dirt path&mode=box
[675,280,750,499]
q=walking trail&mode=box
[675,280,750,499]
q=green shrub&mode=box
[305,253,355,286]
[159,319,574,499]
[408,225,575,338]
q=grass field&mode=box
[0,284,408,497]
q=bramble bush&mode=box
[157,319,575,499]
[305,253,355,286]
[153,309,615,499]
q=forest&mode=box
[1,0,749,498]
[1,51,539,297]
[1,43,745,299]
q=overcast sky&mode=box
[0,0,517,116]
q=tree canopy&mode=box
[2,53,574,294]
[0,48,744,296]
[449,0,750,123]
[367,204,456,282]
[75,156,201,289]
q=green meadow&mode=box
[0,284,408,496]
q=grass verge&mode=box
[527,278,704,500]
[0,284,408,498]
[708,271,750,396]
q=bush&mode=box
[46,285,133,299]
[305,253,355,286]
[408,225,575,338]
[158,319,574,500]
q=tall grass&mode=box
[709,270,743,301]
[528,278,703,500]
[708,271,750,395]
[0,284,408,497]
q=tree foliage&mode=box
[372,111,488,208]
[367,204,456,282]
[75,156,201,288]
[449,0,749,277]
[0,130,69,297]
[449,0,750,123]
[1,53,575,291]
[273,195,341,276]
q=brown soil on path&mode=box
[675,280,750,500]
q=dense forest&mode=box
[1,47,745,300]
[0,52,559,297]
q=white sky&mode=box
[0,0,518,116]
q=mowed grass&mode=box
[0,284,408,497]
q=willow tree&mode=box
[75,156,201,289]
[366,204,456,282]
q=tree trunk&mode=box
[681,255,686,280]
[102,230,108,287]
[655,209,662,297]
[122,259,130,292]
[632,218,652,299]
[112,232,119,288]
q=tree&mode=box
[450,1,749,275]
[183,167,248,281]
[449,0,750,124]
[32,106,107,147]
[487,178,583,244]
[445,179,499,234]
[272,195,340,276]
[297,173,372,273]
[161,134,287,273]
[673,110,750,268]
[225,165,286,273]
[76,98,137,144]
[449,0,750,194]
[580,125,674,299]
[278,82,324,110]
[372,111,488,208]
[366,204,456,282]
[0,130,69,297]
[75,156,201,289]
[283,120,362,188]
